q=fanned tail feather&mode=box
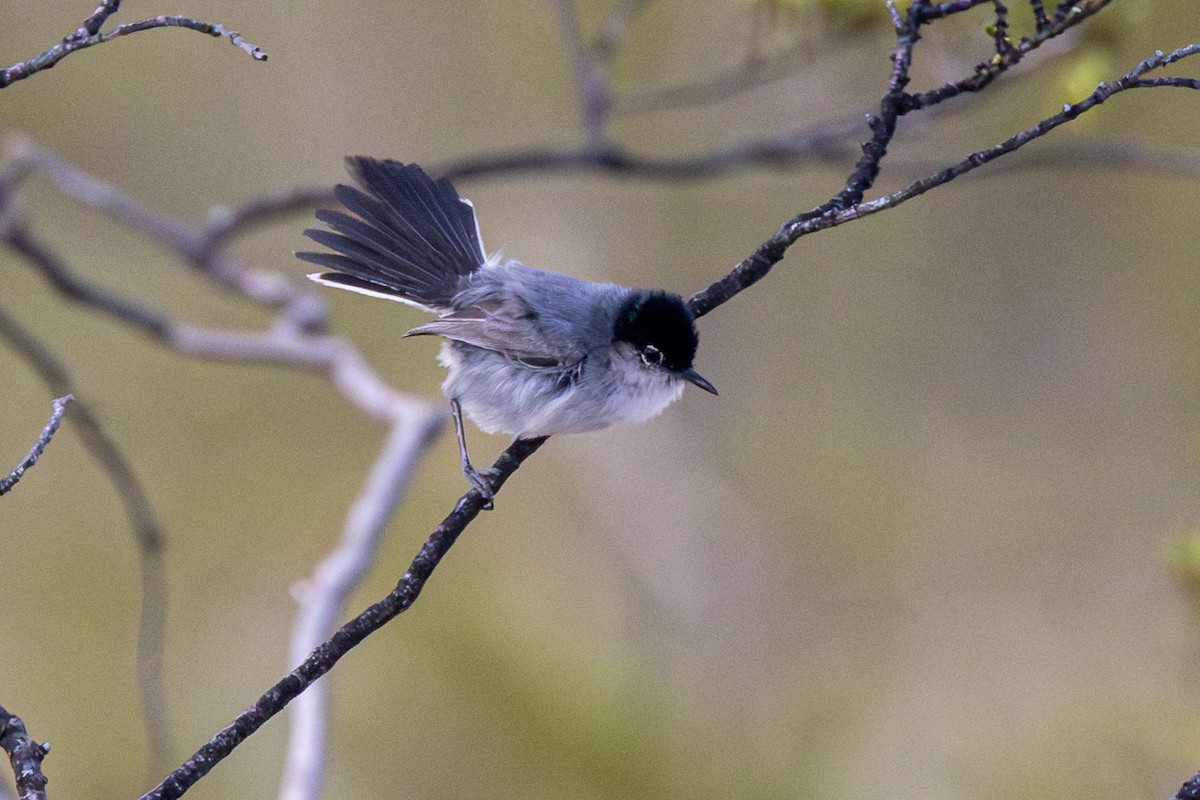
[296,157,487,309]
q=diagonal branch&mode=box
[0,707,48,800]
[0,214,427,425]
[0,6,265,89]
[80,1,123,37]
[278,417,444,800]
[0,395,72,496]
[0,3,262,88]
[685,43,1200,318]
[0,140,438,780]
[902,0,1116,112]
[0,141,446,785]
[1175,771,1200,800]
[2,140,308,311]
[139,435,547,800]
[434,115,863,182]
[3,7,1193,800]
[0,302,173,769]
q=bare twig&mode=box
[913,0,994,22]
[139,435,547,800]
[0,707,49,800]
[279,417,443,800]
[435,116,863,182]
[202,187,340,253]
[2,226,431,425]
[136,35,1200,785]
[4,224,171,337]
[0,137,442,782]
[552,0,611,147]
[80,1,123,37]
[1175,771,1200,800]
[685,44,1200,317]
[0,303,172,770]
[825,0,922,213]
[4,140,308,312]
[0,8,265,88]
[3,5,1193,800]
[0,395,72,497]
[901,0,1116,112]
[896,137,1200,181]
[614,40,816,114]
[0,140,447,422]
[1028,0,1050,32]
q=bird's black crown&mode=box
[612,291,699,372]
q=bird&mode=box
[297,157,716,500]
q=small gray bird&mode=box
[297,157,716,499]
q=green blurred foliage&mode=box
[2,2,1200,799]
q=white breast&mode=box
[438,342,685,438]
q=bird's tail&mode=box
[296,157,487,310]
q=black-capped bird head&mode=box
[612,291,717,395]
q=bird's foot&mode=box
[463,465,500,510]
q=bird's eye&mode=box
[640,344,664,367]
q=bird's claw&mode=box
[463,465,499,510]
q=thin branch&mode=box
[825,0,922,213]
[552,0,611,147]
[279,417,443,800]
[914,0,994,23]
[686,44,1200,318]
[1175,771,1200,800]
[169,325,436,424]
[139,436,548,800]
[3,140,306,311]
[80,1,123,37]
[614,40,817,115]
[988,0,1013,60]
[2,7,1191,800]
[0,9,265,88]
[0,303,172,771]
[936,137,1200,179]
[1028,0,1050,32]
[4,223,171,337]
[1,220,432,424]
[0,707,48,800]
[611,0,1086,120]
[900,0,1117,113]
[0,150,446,784]
[202,187,341,253]
[1054,0,1082,24]
[0,395,72,496]
[435,116,863,182]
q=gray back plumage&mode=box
[296,157,487,308]
[410,261,633,367]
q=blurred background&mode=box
[2,1,1200,798]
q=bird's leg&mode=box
[451,398,498,508]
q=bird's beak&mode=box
[682,368,718,395]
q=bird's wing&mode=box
[297,157,487,310]
[405,298,587,368]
